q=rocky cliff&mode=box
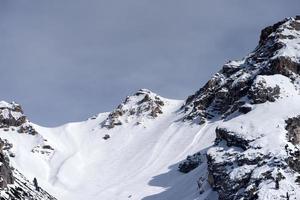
[183,16,300,124]
[184,16,300,200]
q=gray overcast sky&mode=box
[0,0,299,126]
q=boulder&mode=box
[178,152,202,173]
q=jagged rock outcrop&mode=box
[207,127,290,200]
[0,138,56,200]
[0,101,37,135]
[215,127,255,150]
[238,105,252,114]
[0,102,25,128]
[178,152,202,173]
[286,116,300,145]
[1,169,57,200]
[285,116,300,174]
[183,16,300,124]
[0,139,14,188]
[249,77,280,104]
[101,89,165,128]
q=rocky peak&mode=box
[101,89,165,128]
[0,101,25,126]
[183,16,300,124]
[185,17,300,200]
[259,16,300,46]
[0,101,37,135]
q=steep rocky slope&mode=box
[0,16,300,200]
[184,16,300,124]
[0,102,56,199]
[185,16,300,199]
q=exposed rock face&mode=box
[1,169,57,200]
[183,16,300,124]
[0,139,14,188]
[0,137,56,200]
[238,105,252,114]
[286,116,300,145]
[249,78,280,104]
[215,127,255,150]
[0,102,26,128]
[0,101,37,135]
[207,127,287,200]
[285,116,300,174]
[268,57,300,77]
[102,89,165,128]
[178,152,202,173]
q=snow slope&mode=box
[0,91,217,200]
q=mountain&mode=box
[0,16,300,200]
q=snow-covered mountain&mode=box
[1,16,300,200]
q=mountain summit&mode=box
[101,89,167,129]
[0,16,300,200]
[184,16,300,125]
